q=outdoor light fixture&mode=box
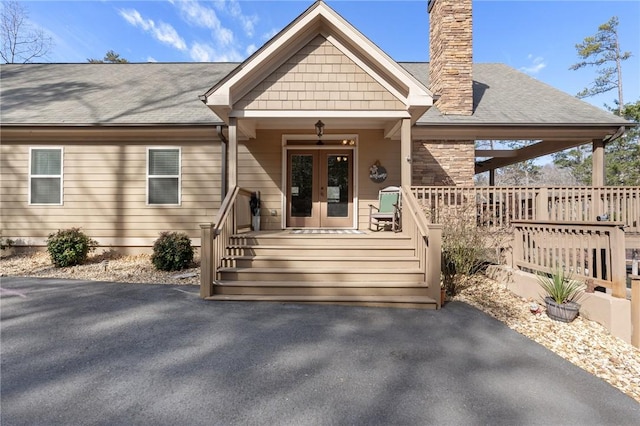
[315,120,325,145]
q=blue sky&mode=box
[19,0,640,111]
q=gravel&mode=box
[2,251,639,404]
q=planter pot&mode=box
[440,288,446,306]
[544,297,580,323]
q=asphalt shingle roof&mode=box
[401,62,628,126]
[0,63,237,125]
[0,62,628,126]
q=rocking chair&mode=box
[368,186,401,232]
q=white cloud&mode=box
[225,0,258,38]
[119,9,186,51]
[190,43,213,62]
[147,56,157,63]
[189,42,244,62]
[262,28,280,42]
[520,54,547,75]
[245,44,257,56]
[173,0,234,46]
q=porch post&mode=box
[592,138,605,186]
[489,169,495,186]
[229,117,238,189]
[401,118,412,186]
[199,223,214,298]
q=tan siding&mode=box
[236,36,405,111]
[1,140,222,248]
[238,130,283,230]
[235,129,401,231]
[356,129,401,230]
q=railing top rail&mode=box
[511,220,625,228]
[402,185,441,237]
[212,186,240,236]
[410,185,640,191]
[238,188,254,197]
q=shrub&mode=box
[152,232,194,271]
[439,204,493,297]
[46,228,97,267]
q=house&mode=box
[1,0,635,309]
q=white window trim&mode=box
[146,147,182,206]
[28,147,64,206]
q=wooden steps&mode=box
[208,231,437,309]
[221,256,420,269]
[205,294,437,309]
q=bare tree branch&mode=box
[1,1,53,63]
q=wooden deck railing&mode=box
[411,186,640,233]
[511,220,627,298]
[401,186,443,308]
[200,186,254,298]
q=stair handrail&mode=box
[212,186,240,236]
[200,186,254,298]
[401,186,443,308]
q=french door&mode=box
[286,150,353,228]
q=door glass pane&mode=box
[326,154,349,218]
[291,154,313,218]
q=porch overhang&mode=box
[201,1,432,139]
[411,122,631,174]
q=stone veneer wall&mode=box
[412,140,475,186]
[428,0,473,116]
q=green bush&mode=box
[46,228,97,267]
[152,232,194,271]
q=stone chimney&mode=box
[428,0,473,115]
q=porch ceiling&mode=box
[411,122,627,174]
[473,125,626,174]
[236,116,404,139]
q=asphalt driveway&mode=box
[1,277,639,426]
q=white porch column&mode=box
[592,138,605,187]
[229,117,238,189]
[401,118,412,186]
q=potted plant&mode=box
[250,192,261,231]
[537,265,585,323]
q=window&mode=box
[147,148,181,205]
[30,148,63,205]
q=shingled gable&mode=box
[201,0,433,133]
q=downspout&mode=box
[217,125,228,203]
[199,93,229,203]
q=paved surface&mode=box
[1,277,639,426]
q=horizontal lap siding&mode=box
[239,131,282,230]
[1,140,221,248]
[356,130,401,230]
[237,129,401,231]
